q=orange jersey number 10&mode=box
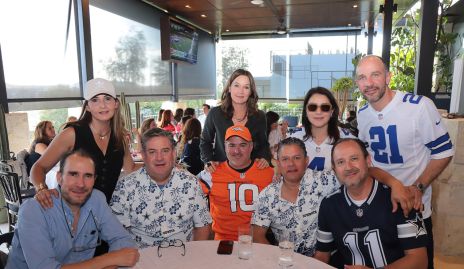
[227,183,259,212]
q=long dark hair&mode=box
[220,69,259,118]
[30,120,54,152]
[266,111,280,137]
[181,118,201,145]
[174,108,183,123]
[301,87,340,143]
[160,110,173,128]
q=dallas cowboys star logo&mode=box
[406,213,427,238]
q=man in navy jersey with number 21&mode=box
[355,55,454,269]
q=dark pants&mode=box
[424,217,434,269]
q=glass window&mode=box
[90,2,171,97]
[0,0,81,111]
[218,32,366,101]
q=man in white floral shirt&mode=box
[110,128,212,248]
[251,137,339,256]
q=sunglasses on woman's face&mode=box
[307,103,332,112]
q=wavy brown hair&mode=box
[220,69,259,118]
[69,98,127,151]
[140,118,155,134]
[181,118,201,145]
[160,110,173,128]
[30,121,54,152]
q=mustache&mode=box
[344,168,360,176]
[363,86,379,90]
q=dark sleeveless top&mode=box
[71,124,124,203]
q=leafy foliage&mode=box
[104,29,147,84]
[390,25,417,92]
[219,46,249,94]
[332,77,354,116]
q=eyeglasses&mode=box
[157,238,186,257]
[61,198,102,252]
[307,103,332,112]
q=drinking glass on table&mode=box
[237,224,253,260]
[278,232,295,268]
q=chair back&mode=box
[282,116,298,128]
[0,232,14,269]
[0,171,22,213]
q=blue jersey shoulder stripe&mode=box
[430,141,453,155]
[425,133,451,149]
[358,104,369,113]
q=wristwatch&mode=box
[414,182,425,193]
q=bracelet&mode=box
[36,183,48,194]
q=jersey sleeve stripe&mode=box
[358,104,369,113]
[397,223,423,238]
[425,133,451,149]
[430,141,453,155]
[316,229,334,243]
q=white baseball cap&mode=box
[84,78,117,100]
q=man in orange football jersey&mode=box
[198,125,274,240]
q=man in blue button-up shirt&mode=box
[7,149,139,269]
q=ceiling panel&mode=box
[143,0,419,35]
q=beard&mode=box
[61,187,92,208]
[362,84,387,104]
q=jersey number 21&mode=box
[369,125,404,164]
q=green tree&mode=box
[219,46,249,94]
[39,108,68,130]
[104,29,147,84]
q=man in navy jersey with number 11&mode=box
[315,138,428,269]
[355,55,454,269]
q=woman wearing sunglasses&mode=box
[289,87,355,171]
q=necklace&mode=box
[90,125,111,140]
[232,111,248,122]
[98,132,110,140]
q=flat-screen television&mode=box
[161,16,199,64]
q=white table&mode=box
[131,241,334,269]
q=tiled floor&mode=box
[0,222,463,268]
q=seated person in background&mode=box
[174,108,184,125]
[7,149,139,269]
[156,109,165,126]
[111,128,211,248]
[25,120,56,175]
[58,116,78,133]
[175,115,192,147]
[184,107,196,118]
[179,118,204,175]
[159,109,176,135]
[266,111,287,160]
[198,125,274,240]
[314,138,427,269]
[133,117,156,152]
[253,138,415,258]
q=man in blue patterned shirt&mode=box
[110,128,211,248]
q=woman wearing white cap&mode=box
[31,78,138,207]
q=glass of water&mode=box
[278,232,295,268]
[237,224,253,260]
